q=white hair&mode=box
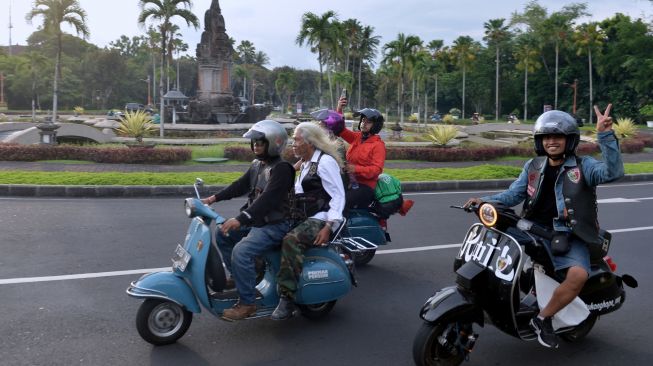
[294,122,344,168]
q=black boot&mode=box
[271,295,296,321]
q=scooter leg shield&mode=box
[127,271,201,313]
[420,286,483,326]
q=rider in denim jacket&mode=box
[465,105,623,349]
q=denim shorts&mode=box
[505,227,590,274]
[546,236,590,274]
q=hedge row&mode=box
[0,143,191,164]
[224,137,649,163]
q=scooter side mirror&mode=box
[193,178,204,199]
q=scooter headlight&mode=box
[184,198,196,218]
[478,203,498,227]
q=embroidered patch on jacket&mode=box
[567,168,581,184]
[527,172,537,196]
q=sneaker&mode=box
[222,302,256,321]
[271,295,297,321]
[529,316,559,349]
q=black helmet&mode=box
[354,108,384,135]
[533,110,580,156]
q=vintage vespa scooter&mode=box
[412,203,638,366]
[127,178,376,346]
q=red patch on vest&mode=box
[527,172,537,196]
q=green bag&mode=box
[374,173,402,203]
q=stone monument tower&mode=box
[196,0,233,100]
[188,0,271,124]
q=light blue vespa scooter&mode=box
[127,178,376,346]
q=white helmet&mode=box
[243,119,288,157]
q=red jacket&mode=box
[340,128,386,189]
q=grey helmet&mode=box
[243,119,288,158]
[533,110,580,156]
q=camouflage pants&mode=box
[277,218,326,299]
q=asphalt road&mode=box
[1,183,652,365]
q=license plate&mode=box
[171,244,191,272]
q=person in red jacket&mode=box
[336,97,386,209]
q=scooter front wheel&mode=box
[413,322,466,366]
[297,300,336,320]
[136,299,192,346]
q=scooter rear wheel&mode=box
[354,249,376,266]
[136,299,192,346]
[297,300,337,320]
[413,322,466,366]
[560,314,597,342]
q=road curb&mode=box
[1,173,652,198]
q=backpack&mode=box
[371,173,404,219]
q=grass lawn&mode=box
[1,162,651,186]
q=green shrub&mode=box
[449,108,461,117]
[442,114,455,124]
[638,104,653,117]
[612,117,638,139]
[117,111,154,142]
[408,113,419,122]
[426,125,458,146]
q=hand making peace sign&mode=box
[594,103,613,133]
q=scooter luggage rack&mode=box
[337,236,378,253]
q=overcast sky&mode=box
[1,0,651,69]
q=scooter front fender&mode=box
[126,271,201,313]
[419,286,483,326]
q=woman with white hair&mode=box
[271,122,346,320]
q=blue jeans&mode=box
[216,220,292,304]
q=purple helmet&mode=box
[310,109,345,136]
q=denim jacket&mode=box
[481,131,624,233]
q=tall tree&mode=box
[450,36,480,119]
[14,51,49,121]
[514,34,541,121]
[26,0,89,125]
[296,11,338,108]
[356,25,380,109]
[573,22,604,123]
[427,40,444,115]
[483,18,511,120]
[138,0,199,137]
[382,33,422,123]
[275,70,298,114]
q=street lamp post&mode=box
[143,76,152,106]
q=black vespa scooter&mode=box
[412,203,638,366]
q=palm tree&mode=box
[512,2,587,109]
[450,36,480,119]
[427,40,444,115]
[382,33,422,124]
[26,0,89,126]
[514,34,541,121]
[483,18,511,121]
[574,22,604,124]
[138,0,199,137]
[356,25,380,109]
[296,10,338,108]
[15,51,50,121]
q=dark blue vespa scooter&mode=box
[127,179,376,346]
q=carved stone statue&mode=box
[188,0,270,124]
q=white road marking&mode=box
[1,226,652,285]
